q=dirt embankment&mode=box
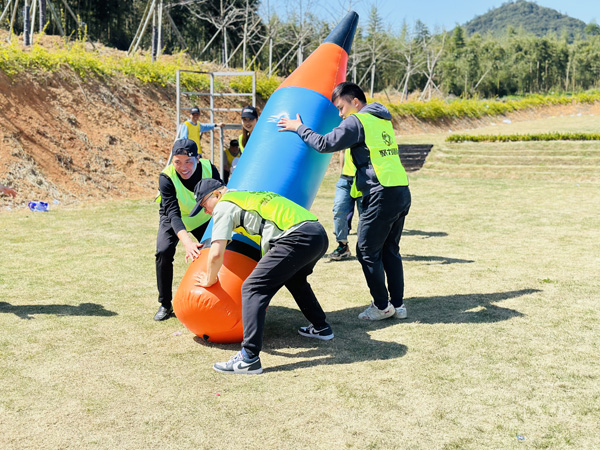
[0,68,250,209]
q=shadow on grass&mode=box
[192,288,539,372]
[322,254,473,265]
[194,304,408,373]
[0,302,118,320]
[404,254,474,264]
[407,289,541,324]
[403,229,449,239]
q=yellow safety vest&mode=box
[353,113,409,187]
[221,191,317,233]
[238,133,245,154]
[341,149,363,199]
[341,148,357,177]
[157,160,212,231]
[184,121,202,153]
[224,148,239,167]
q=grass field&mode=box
[1,115,599,449]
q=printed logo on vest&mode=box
[382,130,392,147]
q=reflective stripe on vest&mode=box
[185,121,202,152]
[341,148,357,177]
[353,113,408,187]
[159,160,212,231]
[220,191,317,233]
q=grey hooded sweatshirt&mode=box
[296,102,395,196]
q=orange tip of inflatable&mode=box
[172,248,258,343]
[276,43,349,100]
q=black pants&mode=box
[155,217,209,308]
[356,185,411,309]
[241,221,329,359]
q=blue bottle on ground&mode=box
[28,201,49,212]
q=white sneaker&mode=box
[394,304,407,319]
[358,302,395,321]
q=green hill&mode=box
[464,0,587,41]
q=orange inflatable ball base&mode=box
[173,247,258,343]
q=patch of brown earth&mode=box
[0,68,245,209]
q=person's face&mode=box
[242,116,257,132]
[200,190,221,215]
[229,144,240,156]
[190,112,200,123]
[172,154,198,180]
[334,97,361,119]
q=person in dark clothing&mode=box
[278,82,411,322]
[190,179,333,374]
[154,139,221,321]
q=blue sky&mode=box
[261,0,598,33]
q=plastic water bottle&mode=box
[28,201,49,212]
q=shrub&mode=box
[446,132,600,143]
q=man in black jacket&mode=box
[278,82,411,322]
[154,139,221,321]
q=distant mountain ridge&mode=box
[463,0,586,41]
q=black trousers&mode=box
[241,221,329,359]
[356,185,411,309]
[155,217,209,308]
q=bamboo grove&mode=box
[1,0,599,98]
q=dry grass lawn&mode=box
[1,115,599,449]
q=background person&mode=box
[222,139,240,184]
[239,105,259,153]
[154,139,222,321]
[176,106,224,156]
[330,149,363,260]
[278,81,411,322]
[190,179,333,374]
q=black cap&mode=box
[241,105,258,119]
[229,139,239,146]
[171,139,198,157]
[189,178,225,217]
[190,106,200,115]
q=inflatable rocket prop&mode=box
[173,11,359,343]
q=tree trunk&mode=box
[151,8,157,61]
[24,0,31,46]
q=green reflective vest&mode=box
[221,191,317,233]
[353,112,409,187]
[158,159,212,231]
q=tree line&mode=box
[2,0,600,99]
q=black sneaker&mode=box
[213,351,263,374]
[298,324,334,341]
[153,305,173,321]
[330,243,351,261]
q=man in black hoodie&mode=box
[278,82,411,322]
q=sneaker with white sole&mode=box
[358,302,395,321]
[298,324,334,340]
[213,351,263,374]
[330,243,351,261]
[394,304,408,319]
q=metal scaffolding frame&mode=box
[174,70,256,177]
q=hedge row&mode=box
[446,133,600,143]
[0,40,280,100]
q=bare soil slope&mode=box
[0,68,180,204]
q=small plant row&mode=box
[2,39,600,118]
[446,133,600,143]
[386,93,600,122]
[0,40,280,100]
